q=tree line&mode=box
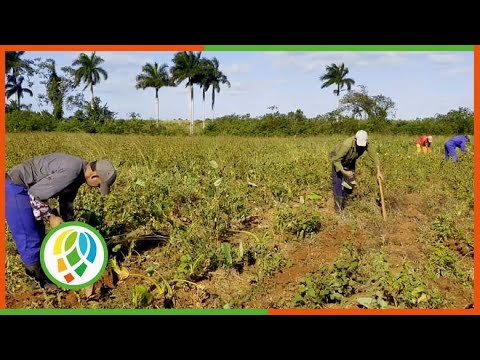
[6,107,472,136]
[5,51,230,135]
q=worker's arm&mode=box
[425,141,431,152]
[28,169,78,225]
[28,194,54,220]
[59,189,79,222]
[460,139,468,153]
[28,194,63,227]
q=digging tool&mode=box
[377,176,387,221]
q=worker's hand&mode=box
[342,170,354,178]
[49,215,64,228]
[377,172,384,182]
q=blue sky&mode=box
[19,51,473,120]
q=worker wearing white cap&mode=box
[329,130,384,212]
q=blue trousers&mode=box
[5,179,45,265]
[332,165,354,199]
[444,143,458,162]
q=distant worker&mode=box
[416,135,433,153]
[329,130,384,212]
[444,135,472,163]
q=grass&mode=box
[5,133,474,309]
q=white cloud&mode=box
[265,51,415,73]
[96,52,156,68]
[266,51,472,73]
[223,63,253,74]
[446,66,472,76]
[424,53,472,76]
[93,68,139,94]
[427,53,464,64]
[224,81,248,96]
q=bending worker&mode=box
[416,135,433,153]
[444,135,472,162]
[329,130,384,212]
[6,153,117,290]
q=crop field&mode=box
[5,132,474,309]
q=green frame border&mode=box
[39,221,109,290]
[0,309,267,315]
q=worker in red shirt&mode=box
[416,135,433,153]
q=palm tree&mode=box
[201,75,210,127]
[6,51,34,76]
[320,63,355,110]
[194,58,214,128]
[6,75,33,108]
[170,51,202,135]
[135,62,170,127]
[72,52,108,109]
[202,58,230,122]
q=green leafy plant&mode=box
[175,254,204,280]
[132,285,153,308]
[294,244,360,307]
[274,205,322,239]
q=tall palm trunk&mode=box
[189,83,194,136]
[211,88,216,120]
[202,89,206,129]
[203,100,206,128]
[335,83,340,122]
[155,88,159,128]
[336,83,341,110]
[90,83,96,124]
[17,91,21,109]
[90,83,95,109]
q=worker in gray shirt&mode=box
[6,153,117,290]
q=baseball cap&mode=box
[427,136,433,142]
[355,130,368,147]
[466,135,472,142]
[95,160,117,195]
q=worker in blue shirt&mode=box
[444,135,472,162]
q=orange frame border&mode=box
[0,44,478,315]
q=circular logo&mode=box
[40,221,108,290]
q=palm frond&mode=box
[320,63,355,94]
[6,88,16,98]
[96,67,108,81]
